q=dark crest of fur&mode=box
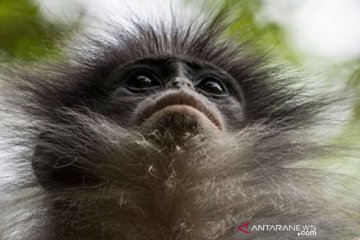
[0,10,359,240]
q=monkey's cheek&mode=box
[142,105,221,136]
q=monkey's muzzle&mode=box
[134,90,224,133]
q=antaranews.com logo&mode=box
[238,222,317,237]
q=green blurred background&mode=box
[0,0,359,174]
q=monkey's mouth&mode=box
[135,91,223,131]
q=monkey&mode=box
[0,4,359,240]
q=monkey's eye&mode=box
[125,71,161,92]
[197,77,228,97]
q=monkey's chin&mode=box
[140,105,221,141]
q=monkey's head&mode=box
[20,20,319,192]
[51,21,260,147]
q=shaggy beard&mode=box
[0,110,359,240]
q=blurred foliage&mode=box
[222,0,300,62]
[189,0,301,63]
[0,0,80,61]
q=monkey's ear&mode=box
[32,146,84,190]
[32,137,98,190]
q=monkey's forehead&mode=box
[66,0,262,73]
[75,20,260,78]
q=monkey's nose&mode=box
[166,77,194,90]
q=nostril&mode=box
[169,82,181,90]
[167,78,194,90]
[172,80,181,87]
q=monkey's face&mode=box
[31,55,246,189]
[102,56,245,140]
